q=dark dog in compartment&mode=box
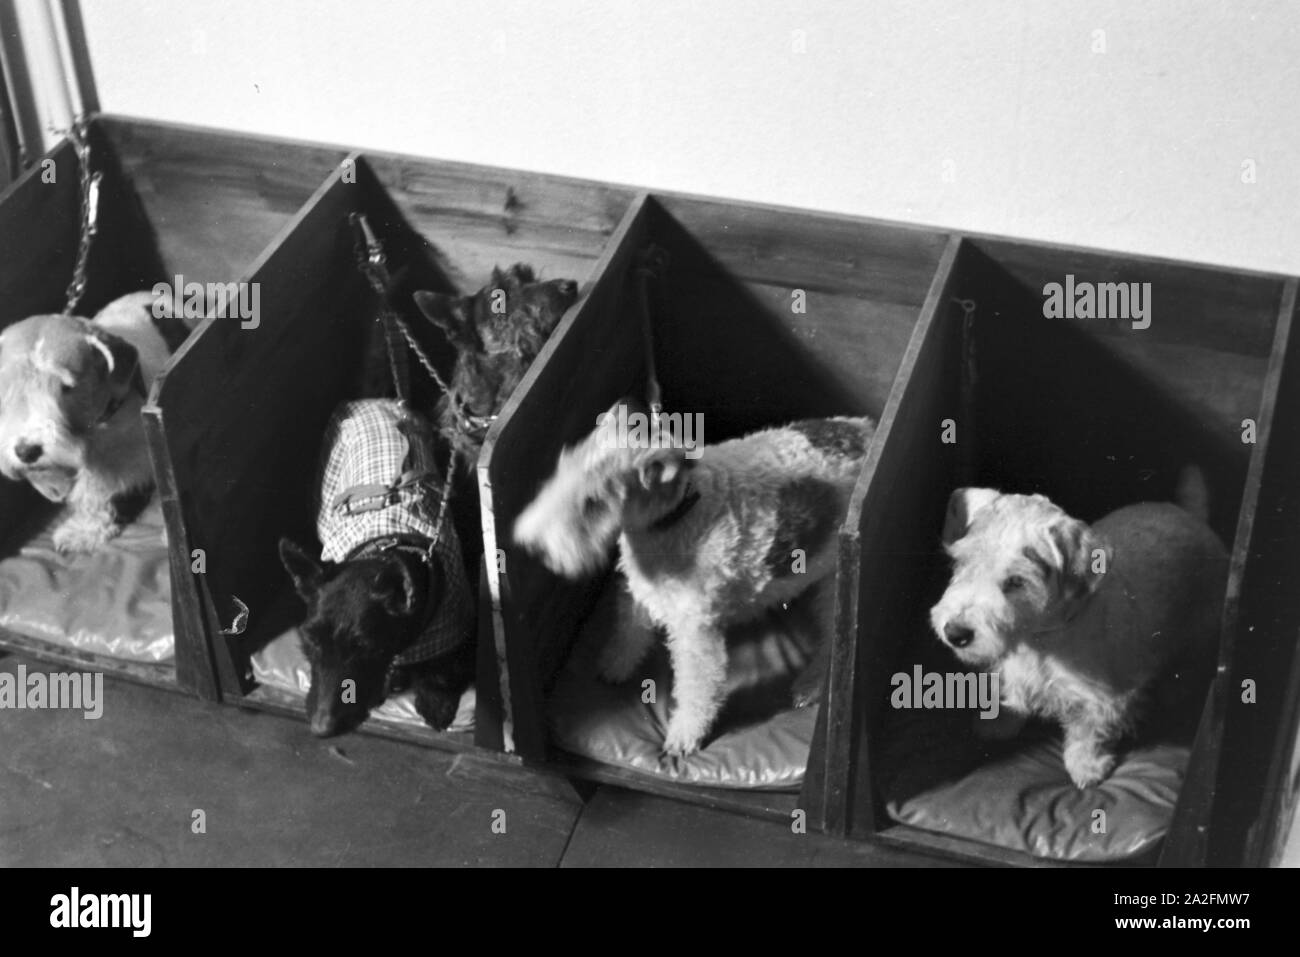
[279,401,475,737]
[414,263,578,471]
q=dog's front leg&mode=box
[52,476,126,553]
[1062,718,1118,789]
[791,579,838,708]
[661,622,727,757]
[413,677,461,731]
[596,583,660,683]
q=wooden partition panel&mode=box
[0,140,79,324]
[1166,279,1298,866]
[481,193,653,757]
[147,158,370,697]
[827,237,965,836]
[1236,283,1300,866]
[105,116,350,285]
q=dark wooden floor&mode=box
[0,655,957,867]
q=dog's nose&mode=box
[558,280,578,297]
[944,622,975,649]
[14,441,42,465]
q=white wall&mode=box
[79,0,1300,274]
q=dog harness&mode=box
[316,399,472,663]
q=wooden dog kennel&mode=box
[831,236,1298,866]
[0,116,341,699]
[161,142,639,751]
[483,192,955,826]
[13,115,1294,864]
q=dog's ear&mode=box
[1048,518,1111,598]
[84,327,141,399]
[414,290,477,348]
[636,446,688,491]
[279,538,326,600]
[373,557,418,618]
[942,487,1000,546]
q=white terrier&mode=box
[0,292,175,552]
[514,400,874,755]
[930,484,1227,788]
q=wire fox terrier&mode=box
[514,400,875,756]
[0,292,184,552]
[930,482,1227,788]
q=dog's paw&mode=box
[662,720,704,758]
[791,656,828,708]
[1064,743,1117,789]
[791,674,824,709]
[52,518,120,554]
[414,686,460,731]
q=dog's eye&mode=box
[60,382,74,394]
[582,495,604,517]
[1001,575,1028,594]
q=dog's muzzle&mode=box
[943,622,975,649]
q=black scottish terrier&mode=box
[275,265,576,738]
[278,537,475,737]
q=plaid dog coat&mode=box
[317,399,472,663]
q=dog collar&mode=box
[447,390,497,439]
[346,535,464,677]
[346,532,437,566]
[649,486,701,531]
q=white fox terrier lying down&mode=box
[0,292,178,552]
[514,401,875,756]
[930,483,1228,789]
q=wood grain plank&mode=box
[0,139,79,323]
[825,236,964,836]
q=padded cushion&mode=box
[879,706,1187,862]
[0,499,173,663]
[251,628,475,733]
[548,577,819,790]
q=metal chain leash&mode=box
[62,118,102,316]
[349,213,494,442]
[348,212,459,545]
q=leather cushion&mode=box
[0,499,173,663]
[880,706,1187,862]
[251,627,475,733]
[548,577,818,790]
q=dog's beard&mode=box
[24,466,78,502]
